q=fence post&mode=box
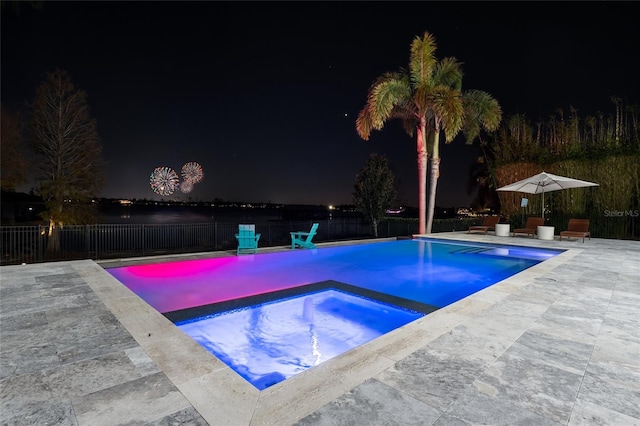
[181,223,185,252]
[324,219,328,240]
[85,225,91,260]
[93,224,98,260]
[38,225,44,262]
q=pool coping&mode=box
[74,234,582,425]
[164,278,439,324]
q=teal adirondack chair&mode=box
[235,224,260,255]
[291,223,319,249]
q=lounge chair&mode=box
[467,215,500,235]
[235,224,260,255]
[512,217,545,238]
[291,223,319,249]
[560,218,591,243]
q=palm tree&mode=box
[357,31,445,234]
[357,31,501,233]
[426,89,502,233]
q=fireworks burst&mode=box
[181,161,204,184]
[149,166,180,196]
[180,180,193,193]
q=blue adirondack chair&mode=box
[235,224,260,255]
[291,223,319,249]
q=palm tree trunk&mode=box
[417,152,427,234]
[426,156,440,234]
[426,130,441,234]
[416,122,428,234]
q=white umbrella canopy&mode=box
[496,171,599,218]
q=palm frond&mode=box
[356,106,374,140]
[370,77,412,129]
[433,57,463,90]
[432,86,464,142]
[409,32,437,88]
[400,116,417,137]
[356,72,413,138]
[462,90,502,143]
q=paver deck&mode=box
[1,233,638,425]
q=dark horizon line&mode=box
[2,189,480,210]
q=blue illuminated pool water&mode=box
[107,238,561,313]
[176,289,424,390]
[106,238,562,390]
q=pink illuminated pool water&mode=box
[106,238,561,314]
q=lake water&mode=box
[98,204,288,224]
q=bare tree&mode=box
[1,105,29,191]
[28,69,106,252]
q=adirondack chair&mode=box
[235,224,260,255]
[291,223,319,249]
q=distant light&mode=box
[328,205,335,210]
[385,207,405,214]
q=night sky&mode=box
[2,1,639,207]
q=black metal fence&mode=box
[2,215,636,266]
[0,218,422,266]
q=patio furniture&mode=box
[494,223,511,237]
[559,219,591,243]
[497,171,599,219]
[537,225,555,241]
[467,216,500,235]
[235,224,260,255]
[512,217,545,238]
[291,223,319,249]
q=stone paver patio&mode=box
[1,233,638,425]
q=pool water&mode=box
[176,288,424,390]
[106,238,562,390]
[107,238,561,313]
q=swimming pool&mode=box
[177,288,424,390]
[107,238,561,313]
[106,238,563,389]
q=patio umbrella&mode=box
[496,171,599,218]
